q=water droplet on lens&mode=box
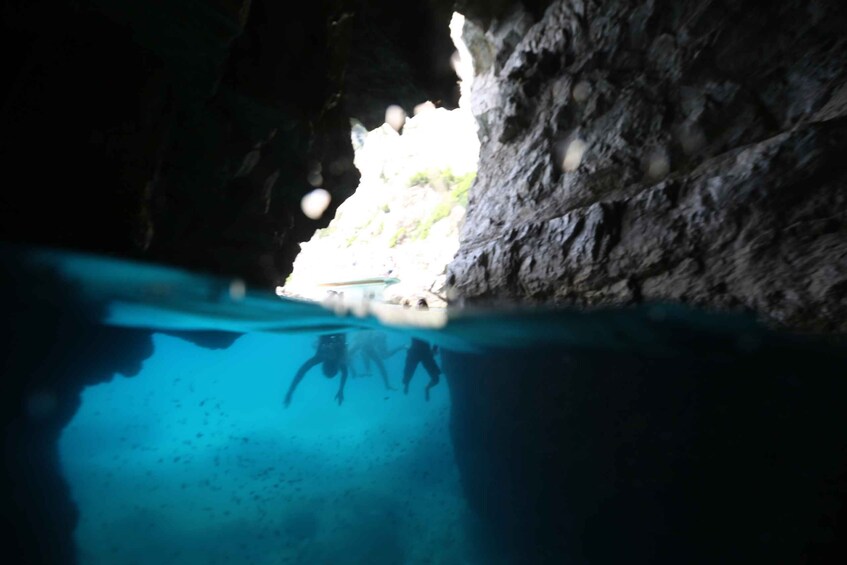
[562,139,587,172]
[301,189,332,220]
[646,149,670,180]
[229,279,246,301]
[385,105,407,132]
[572,80,592,103]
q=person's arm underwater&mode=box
[369,333,401,360]
[383,345,406,358]
[284,356,320,407]
[345,342,362,377]
[334,366,348,406]
[347,341,362,358]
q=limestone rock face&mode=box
[448,0,847,331]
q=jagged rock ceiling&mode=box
[0,0,459,288]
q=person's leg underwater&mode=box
[364,349,393,390]
[421,352,441,402]
[362,347,373,376]
[402,349,419,395]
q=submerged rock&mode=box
[444,311,847,563]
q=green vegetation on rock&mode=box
[388,227,407,248]
[453,171,475,207]
[409,171,476,239]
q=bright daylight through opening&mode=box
[282,13,479,310]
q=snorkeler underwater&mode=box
[2,1,847,564]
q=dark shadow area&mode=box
[445,320,847,564]
[0,253,155,563]
[0,248,245,564]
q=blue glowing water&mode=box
[60,331,463,565]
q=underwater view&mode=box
[3,245,846,564]
[61,331,465,565]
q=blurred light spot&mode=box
[450,50,462,73]
[445,286,459,302]
[321,290,340,307]
[385,105,407,132]
[26,391,57,420]
[275,286,285,297]
[329,159,349,176]
[229,279,246,301]
[323,291,348,316]
[350,299,369,318]
[646,149,670,180]
[572,80,592,103]
[371,302,448,329]
[309,160,322,175]
[679,125,706,155]
[562,139,587,172]
[414,101,436,115]
[307,171,323,187]
[301,188,332,220]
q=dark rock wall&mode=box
[443,4,847,562]
[0,250,247,563]
[0,257,156,563]
[448,0,847,332]
[444,322,847,564]
[344,0,459,129]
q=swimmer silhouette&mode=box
[402,299,441,401]
[284,333,348,407]
[348,330,404,390]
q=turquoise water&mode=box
[4,245,847,564]
[60,331,464,565]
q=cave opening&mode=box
[283,13,479,309]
